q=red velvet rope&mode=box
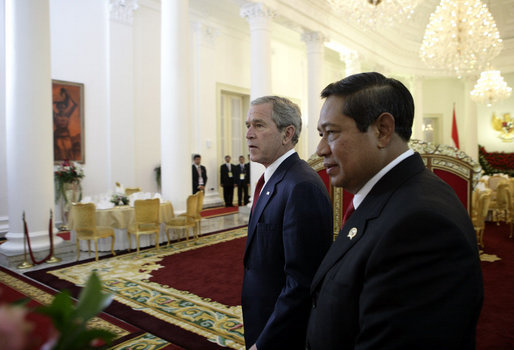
[22,211,54,265]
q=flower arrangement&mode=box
[54,160,85,203]
[110,193,129,206]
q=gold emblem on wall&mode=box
[491,112,514,142]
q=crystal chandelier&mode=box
[326,0,423,29]
[419,0,503,77]
[470,70,512,107]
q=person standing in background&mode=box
[220,155,235,207]
[234,155,250,206]
[192,154,207,194]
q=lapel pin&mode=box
[266,191,270,195]
[347,227,357,240]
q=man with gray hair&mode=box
[241,96,333,349]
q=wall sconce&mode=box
[492,112,514,142]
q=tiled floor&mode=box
[3,212,249,273]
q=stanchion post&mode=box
[17,212,34,269]
[47,209,62,264]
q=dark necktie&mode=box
[251,174,265,212]
[342,201,355,227]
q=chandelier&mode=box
[326,0,423,29]
[470,69,512,107]
[419,0,503,77]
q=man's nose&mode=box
[316,138,329,157]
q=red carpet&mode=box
[201,206,239,218]
[477,222,514,349]
[25,229,247,350]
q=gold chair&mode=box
[471,189,491,248]
[194,190,204,237]
[127,198,160,255]
[165,194,197,242]
[489,182,512,237]
[125,187,142,196]
[71,203,116,261]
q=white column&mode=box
[240,2,273,196]
[301,31,325,157]
[409,76,424,141]
[0,0,8,236]
[463,78,478,160]
[161,0,191,210]
[108,0,138,188]
[1,0,62,255]
[341,50,361,77]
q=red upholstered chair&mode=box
[409,139,481,215]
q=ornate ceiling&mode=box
[189,0,514,76]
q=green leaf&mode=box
[73,272,113,323]
[36,290,74,331]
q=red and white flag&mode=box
[452,104,460,149]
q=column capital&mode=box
[109,0,139,25]
[301,31,325,45]
[193,22,220,49]
[240,2,275,29]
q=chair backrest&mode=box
[488,175,508,191]
[71,202,96,232]
[409,139,481,215]
[472,189,491,222]
[185,194,197,217]
[496,183,511,210]
[134,198,160,224]
[195,190,204,219]
[125,187,142,196]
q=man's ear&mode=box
[375,113,395,148]
[283,125,295,144]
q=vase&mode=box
[58,180,81,231]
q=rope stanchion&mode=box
[16,212,34,269]
[46,209,62,264]
[22,210,57,265]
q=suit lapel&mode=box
[244,154,299,262]
[311,153,427,292]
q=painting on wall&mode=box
[52,80,85,163]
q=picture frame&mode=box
[52,80,85,163]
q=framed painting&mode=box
[52,80,85,163]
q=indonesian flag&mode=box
[452,104,460,149]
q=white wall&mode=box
[422,78,466,148]
[476,72,514,153]
[133,3,161,194]
[50,0,111,196]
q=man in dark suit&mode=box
[234,155,250,206]
[242,96,333,350]
[220,155,235,207]
[192,154,207,194]
[306,72,483,349]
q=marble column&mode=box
[409,76,424,141]
[463,78,478,160]
[302,31,325,157]
[341,50,361,77]
[108,0,138,187]
[1,0,62,255]
[161,0,192,210]
[240,2,274,197]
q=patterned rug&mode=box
[27,228,247,350]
